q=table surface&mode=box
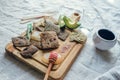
[0,0,120,80]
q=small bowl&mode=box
[93,29,117,50]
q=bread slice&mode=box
[40,31,59,49]
[58,30,69,41]
[44,20,60,34]
[20,45,38,58]
[12,36,30,47]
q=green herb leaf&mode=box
[26,23,33,40]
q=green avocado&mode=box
[58,15,65,28]
[63,16,80,29]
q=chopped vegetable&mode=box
[58,15,65,28]
[63,16,81,29]
[26,23,33,40]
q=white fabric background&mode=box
[0,0,120,80]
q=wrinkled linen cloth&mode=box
[0,0,120,80]
[95,66,120,80]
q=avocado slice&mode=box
[63,16,81,29]
[58,15,65,28]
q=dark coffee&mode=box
[98,29,115,40]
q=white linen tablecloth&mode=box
[0,0,120,80]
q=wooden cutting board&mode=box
[5,31,87,80]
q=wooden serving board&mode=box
[5,31,86,80]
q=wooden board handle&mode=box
[44,63,53,80]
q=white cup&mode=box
[93,29,117,50]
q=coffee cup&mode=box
[93,29,117,50]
